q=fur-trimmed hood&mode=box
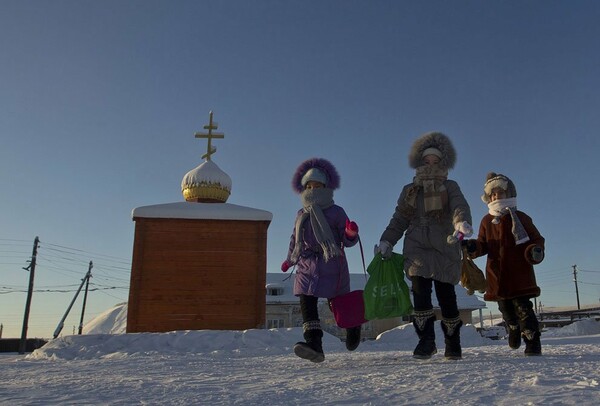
[408,132,456,170]
[292,157,340,194]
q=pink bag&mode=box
[329,290,367,328]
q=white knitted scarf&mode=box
[487,197,530,245]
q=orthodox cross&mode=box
[195,111,224,161]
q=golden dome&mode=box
[181,160,232,203]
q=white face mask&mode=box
[487,197,517,217]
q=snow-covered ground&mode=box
[1,303,599,405]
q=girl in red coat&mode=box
[464,172,545,355]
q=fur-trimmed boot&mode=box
[294,321,325,363]
[514,299,541,356]
[441,317,463,360]
[345,326,361,351]
[523,331,542,356]
[413,310,437,359]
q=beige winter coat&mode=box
[380,180,472,285]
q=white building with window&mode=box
[266,273,486,341]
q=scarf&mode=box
[401,165,448,218]
[487,197,530,245]
[290,188,341,263]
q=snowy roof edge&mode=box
[132,202,273,221]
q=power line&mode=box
[2,237,132,285]
[41,242,131,263]
[580,281,600,286]
[0,285,128,294]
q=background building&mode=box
[266,273,486,341]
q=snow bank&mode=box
[544,318,600,337]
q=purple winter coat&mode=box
[286,204,358,299]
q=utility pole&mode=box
[572,265,581,310]
[19,236,40,354]
[53,264,92,339]
[78,261,93,335]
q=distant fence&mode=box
[0,338,48,353]
[538,306,600,328]
[539,307,600,321]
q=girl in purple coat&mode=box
[281,158,360,363]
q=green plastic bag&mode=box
[363,252,413,320]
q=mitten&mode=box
[447,230,465,244]
[345,219,358,239]
[456,221,473,238]
[526,245,544,264]
[448,222,473,244]
[281,260,291,273]
[375,240,393,259]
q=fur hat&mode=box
[292,158,340,194]
[408,132,456,169]
[481,172,517,203]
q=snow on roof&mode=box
[181,160,232,191]
[132,201,273,221]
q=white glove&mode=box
[455,221,473,238]
[375,240,393,259]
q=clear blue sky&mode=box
[2,1,600,339]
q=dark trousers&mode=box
[411,276,459,319]
[498,297,539,333]
[299,294,319,323]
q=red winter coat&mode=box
[470,211,544,302]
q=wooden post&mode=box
[78,261,93,335]
[573,265,581,310]
[53,265,92,338]
[19,236,39,354]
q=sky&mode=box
[2,1,600,339]
[1,303,600,404]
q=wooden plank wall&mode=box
[127,218,269,333]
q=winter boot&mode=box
[514,299,541,356]
[345,326,361,351]
[294,321,325,363]
[523,331,542,356]
[507,324,521,349]
[441,317,463,360]
[412,310,437,359]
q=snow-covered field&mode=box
[1,305,599,405]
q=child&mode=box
[281,157,360,363]
[463,172,545,355]
[376,132,472,360]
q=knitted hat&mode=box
[301,168,328,187]
[408,132,456,170]
[481,172,517,203]
[292,158,340,193]
[422,147,442,159]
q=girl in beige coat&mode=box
[377,132,472,360]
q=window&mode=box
[267,319,285,329]
[266,284,284,296]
